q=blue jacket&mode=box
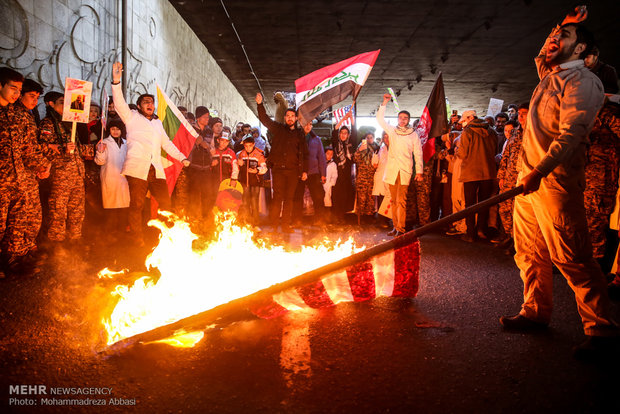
[307,131,327,177]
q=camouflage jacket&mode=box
[38,113,93,174]
[0,102,50,189]
[584,103,620,210]
[497,127,523,186]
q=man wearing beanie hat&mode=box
[194,105,212,146]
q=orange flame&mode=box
[102,213,363,348]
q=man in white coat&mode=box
[111,62,190,246]
[376,94,423,236]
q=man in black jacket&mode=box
[256,93,308,232]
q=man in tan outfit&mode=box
[499,6,619,359]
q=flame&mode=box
[98,267,129,279]
[145,330,205,348]
[102,212,363,348]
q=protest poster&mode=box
[486,97,504,118]
[63,77,93,124]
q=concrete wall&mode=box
[0,0,257,126]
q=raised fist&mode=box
[112,62,123,83]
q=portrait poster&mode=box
[62,77,93,123]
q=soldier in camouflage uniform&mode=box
[38,91,93,243]
[497,103,529,250]
[584,101,620,259]
[0,68,50,275]
[14,79,47,255]
[406,161,432,228]
[497,121,522,237]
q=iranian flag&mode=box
[295,50,380,125]
[156,84,199,195]
[416,72,449,163]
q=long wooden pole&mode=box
[102,185,524,353]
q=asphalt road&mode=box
[1,224,619,413]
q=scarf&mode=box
[395,125,414,136]
[334,137,352,168]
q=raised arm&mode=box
[110,62,132,123]
[256,93,278,132]
[376,94,393,132]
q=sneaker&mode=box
[499,314,548,331]
[387,229,398,237]
[573,336,620,361]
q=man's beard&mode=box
[546,42,577,66]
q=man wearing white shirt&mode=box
[376,93,423,237]
[111,62,189,246]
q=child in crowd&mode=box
[323,147,338,224]
[211,134,239,186]
[94,119,129,238]
[236,134,267,226]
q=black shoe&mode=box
[392,231,404,238]
[387,229,398,237]
[573,336,620,361]
[8,255,41,275]
[499,314,548,331]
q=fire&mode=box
[102,212,363,348]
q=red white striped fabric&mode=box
[250,240,420,318]
[333,104,354,129]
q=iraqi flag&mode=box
[156,84,199,195]
[295,50,380,126]
[416,72,449,164]
[250,240,420,318]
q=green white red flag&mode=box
[295,50,380,125]
[156,84,199,195]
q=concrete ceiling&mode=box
[170,0,620,119]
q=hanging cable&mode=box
[220,0,271,114]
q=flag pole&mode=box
[101,185,524,354]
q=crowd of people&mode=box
[0,5,619,356]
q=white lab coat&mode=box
[376,104,423,186]
[323,160,338,207]
[372,143,389,196]
[111,83,186,180]
[94,137,130,208]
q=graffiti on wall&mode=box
[0,0,203,115]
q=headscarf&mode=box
[333,126,353,168]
